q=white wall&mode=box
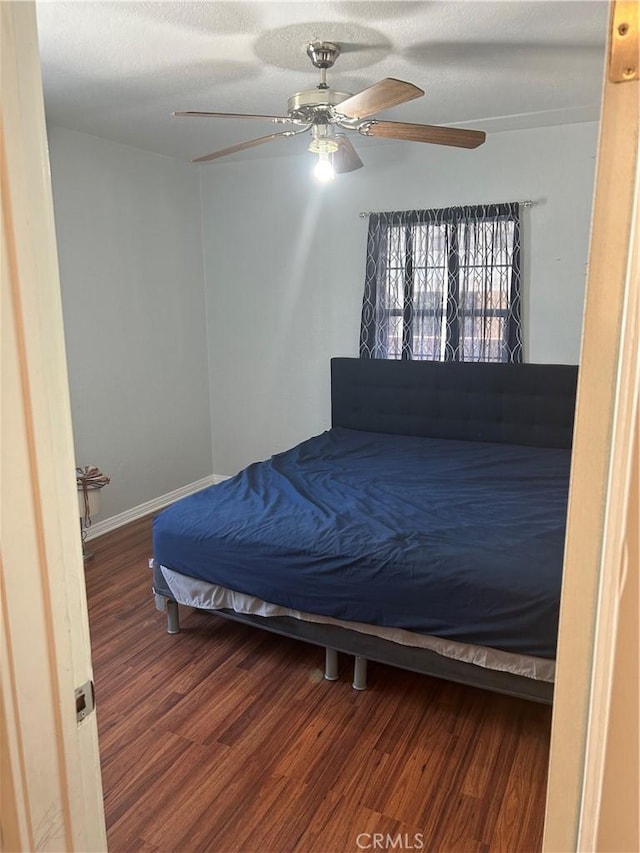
[201,121,598,475]
[48,126,212,519]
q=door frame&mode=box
[543,2,639,849]
[1,2,107,850]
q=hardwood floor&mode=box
[85,516,552,853]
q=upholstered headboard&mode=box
[331,358,578,449]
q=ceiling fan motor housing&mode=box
[288,89,352,122]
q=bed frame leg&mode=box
[352,655,368,691]
[166,599,180,634]
[324,648,339,681]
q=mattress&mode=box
[158,565,555,683]
[152,427,571,659]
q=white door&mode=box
[1,2,107,850]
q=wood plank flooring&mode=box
[85,516,552,853]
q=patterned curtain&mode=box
[360,203,522,362]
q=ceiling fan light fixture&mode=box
[308,123,339,155]
[308,137,339,155]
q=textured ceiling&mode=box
[35,1,608,164]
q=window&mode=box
[360,203,522,362]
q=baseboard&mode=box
[85,474,230,540]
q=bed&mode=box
[151,357,578,704]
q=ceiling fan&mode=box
[174,41,486,180]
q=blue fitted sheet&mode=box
[152,428,571,658]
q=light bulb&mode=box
[314,152,335,183]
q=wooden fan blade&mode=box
[337,78,424,120]
[333,134,364,173]
[174,110,291,122]
[363,121,486,149]
[193,131,291,163]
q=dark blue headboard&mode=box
[331,358,578,449]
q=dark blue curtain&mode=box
[359,203,522,363]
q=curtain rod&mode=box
[359,200,535,218]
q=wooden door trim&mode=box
[543,2,639,848]
[1,3,107,849]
